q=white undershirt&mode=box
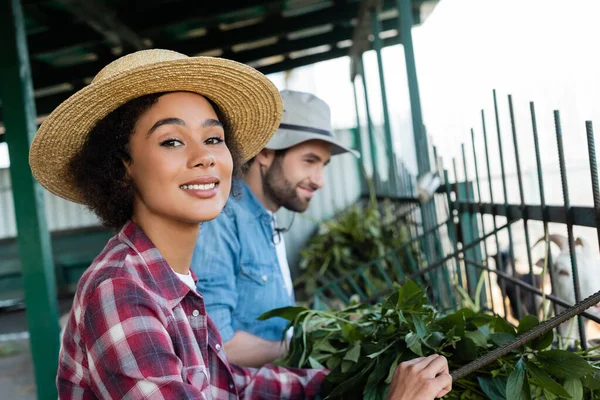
[175,270,196,291]
[269,212,295,342]
[268,212,294,298]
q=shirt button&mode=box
[229,383,234,390]
[192,310,200,317]
[216,344,221,351]
[262,275,268,282]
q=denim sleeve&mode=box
[191,209,239,342]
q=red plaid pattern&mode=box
[58,221,326,399]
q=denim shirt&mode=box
[191,180,294,342]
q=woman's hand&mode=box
[386,354,452,400]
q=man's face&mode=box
[263,140,332,212]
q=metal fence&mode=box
[314,90,600,351]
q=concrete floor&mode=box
[0,339,36,400]
[0,298,72,399]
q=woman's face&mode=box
[126,92,233,225]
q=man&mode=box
[191,90,358,367]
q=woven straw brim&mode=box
[29,57,282,205]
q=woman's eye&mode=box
[160,138,183,147]
[206,136,224,145]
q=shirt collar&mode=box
[238,179,271,219]
[118,221,198,308]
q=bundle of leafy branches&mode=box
[296,197,424,300]
[261,281,600,399]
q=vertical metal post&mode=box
[398,0,439,289]
[470,129,495,312]
[493,90,521,320]
[352,80,367,195]
[453,159,471,295]
[398,0,429,174]
[530,102,558,318]
[359,59,380,186]
[585,121,600,251]
[461,143,486,304]
[554,111,587,349]
[443,168,460,308]
[0,1,60,398]
[482,109,509,318]
[508,95,536,314]
[371,7,397,195]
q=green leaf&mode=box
[525,361,571,398]
[543,389,558,400]
[506,359,531,400]
[405,332,423,356]
[308,356,325,369]
[532,330,554,351]
[536,350,595,379]
[494,316,516,334]
[385,354,402,384]
[581,370,600,389]
[466,329,488,348]
[413,315,430,339]
[517,315,539,335]
[491,333,516,347]
[453,337,477,363]
[425,331,445,349]
[343,342,362,363]
[342,323,363,342]
[477,376,507,400]
[258,306,308,321]
[514,315,553,350]
[367,340,396,359]
[564,378,583,400]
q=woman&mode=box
[29,49,451,399]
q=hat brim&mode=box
[29,57,283,205]
[265,128,360,158]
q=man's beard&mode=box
[263,157,310,213]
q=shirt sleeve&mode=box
[82,278,210,399]
[191,209,240,342]
[230,364,328,400]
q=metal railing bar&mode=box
[530,101,558,318]
[463,259,600,324]
[482,108,508,317]
[508,94,537,314]
[470,128,495,313]
[493,89,521,320]
[554,110,587,349]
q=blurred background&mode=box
[2,0,600,398]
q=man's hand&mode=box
[386,355,452,400]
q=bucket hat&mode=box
[265,90,359,157]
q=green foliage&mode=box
[296,199,421,300]
[263,281,600,399]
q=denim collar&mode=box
[238,179,271,220]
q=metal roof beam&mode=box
[55,0,147,51]
[6,31,403,122]
[29,1,397,90]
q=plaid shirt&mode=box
[58,221,326,399]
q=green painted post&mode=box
[371,8,397,196]
[398,0,430,174]
[359,58,380,187]
[457,181,484,299]
[352,80,367,195]
[0,1,60,398]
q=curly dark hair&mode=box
[68,92,244,230]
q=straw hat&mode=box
[29,49,283,204]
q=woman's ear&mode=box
[255,148,275,168]
[121,156,134,187]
